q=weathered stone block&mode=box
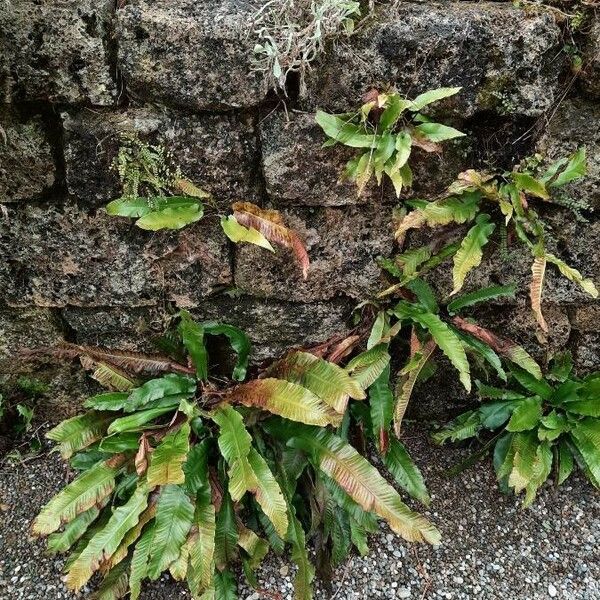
[193,295,353,363]
[260,110,470,206]
[0,0,117,105]
[0,111,55,202]
[234,206,394,302]
[0,201,231,308]
[301,2,563,118]
[582,19,600,98]
[116,0,269,110]
[62,107,261,207]
[536,99,600,210]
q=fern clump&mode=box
[316,87,465,195]
[33,312,439,599]
[435,352,600,506]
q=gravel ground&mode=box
[0,425,598,600]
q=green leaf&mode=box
[548,351,573,382]
[47,506,100,555]
[373,133,396,184]
[129,522,155,600]
[212,405,256,501]
[510,365,552,400]
[548,147,586,188]
[147,423,190,487]
[479,401,521,430]
[415,122,465,142]
[220,215,274,252]
[545,253,598,298]
[506,397,543,432]
[369,365,394,452]
[214,488,238,568]
[33,459,121,535]
[107,406,175,435]
[188,498,216,597]
[286,502,314,600]
[457,332,506,382]
[451,214,495,295]
[203,322,251,381]
[570,419,600,487]
[105,197,151,218]
[394,302,471,392]
[380,95,411,130]
[247,448,289,538]
[65,484,149,590]
[214,569,237,600]
[46,412,113,459]
[91,558,129,600]
[557,439,574,485]
[127,374,196,412]
[433,411,480,444]
[183,439,211,497]
[512,173,549,200]
[288,426,440,544]
[410,87,462,111]
[227,378,339,426]
[315,111,377,148]
[406,277,438,313]
[266,351,365,415]
[383,438,430,505]
[346,344,391,390]
[447,284,516,314]
[99,432,141,453]
[475,381,525,400]
[84,392,130,411]
[178,311,208,380]
[146,485,195,580]
[136,201,204,230]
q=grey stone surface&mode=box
[234,206,395,302]
[582,19,600,98]
[0,0,117,105]
[116,0,269,110]
[0,201,231,308]
[0,111,55,202]
[62,107,261,207]
[301,2,564,118]
[260,109,470,206]
[536,99,600,211]
[192,295,353,363]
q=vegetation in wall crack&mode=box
[316,87,465,195]
[32,312,439,599]
[105,136,311,278]
[435,352,600,506]
[395,148,597,331]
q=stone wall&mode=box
[1,0,599,419]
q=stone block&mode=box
[0,201,231,308]
[0,0,117,105]
[62,107,261,207]
[116,0,269,110]
[260,110,470,206]
[301,2,563,118]
[536,99,600,210]
[0,111,55,202]
[581,19,600,98]
[234,206,395,302]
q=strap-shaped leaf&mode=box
[226,378,339,426]
[84,392,130,411]
[147,423,190,487]
[451,214,495,295]
[394,339,437,437]
[136,200,204,231]
[214,488,238,569]
[570,419,600,487]
[107,406,175,435]
[247,448,289,538]
[212,405,256,501]
[346,344,391,390]
[203,322,251,381]
[232,201,310,279]
[65,484,149,590]
[415,122,465,142]
[91,558,129,600]
[547,147,586,188]
[129,521,156,600]
[108,503,157,570]
[512,173,549,200]
[410,86,462,111]
[214,569,237,600]
[447,284,516,315]
[383,438,430,506]
[395,302,470,392]
[127,374,196,412]
[545,253,598,298]
[178,311,208,380]
[33,458,123,535]
[46,506,100,555]
[146,485,195,580]
[286,502,314,600]
[369,364,394,453]
[289,427,440,544]
[46,412,113,459]
[506,397,543,432]
[432,411,481,444]
[557,439,574,485]
[221,215,275,252]
[266,351,365,414]
[530,255,548,332]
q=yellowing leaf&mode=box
[46,412,113,459]
[232,202,309,278]
[147,423,190,487]
[530,256,548,332]
[220,215,275,252]
[174,178,211,198]
[545,253,598,298]
[451,214,495,295]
